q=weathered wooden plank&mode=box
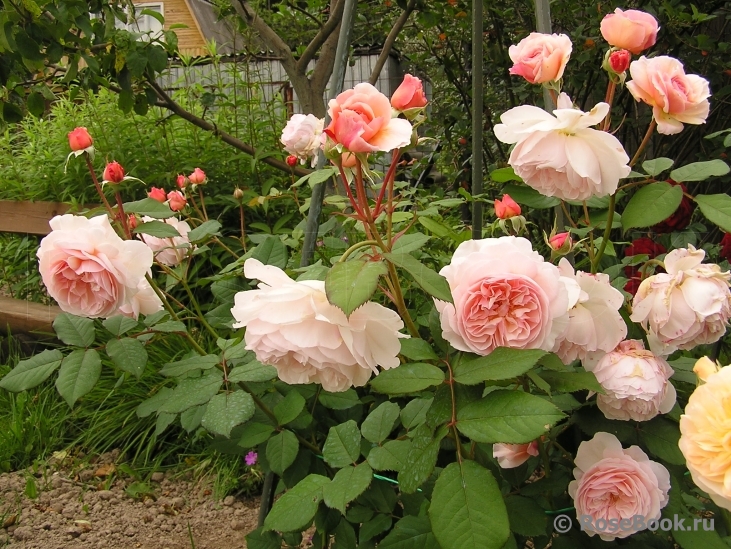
[0,296,60,335]
[0,201,70,236]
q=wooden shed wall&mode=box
[133,0,208,56]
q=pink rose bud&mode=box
[176,174,188,189]
[549,232,571,250]
[167,190,187,211]
[103,161,125,184]
[148,187,167,202]
[391,74,428,111]
[600,8,658,54]
[233,187,244,200]
[286,155,298,167]
[494,194,521,219]
[188,168,206,185]
[608,49,631,73]
[127,215,138,230]
[68,127,93,151]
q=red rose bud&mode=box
[286,155,298,167]
[651,181,694,233]
[188,167,207,185]
[720,233,731,262]
[127,215,138,230]
[494,194,521,219]
[176,174,188,189]
[148,187,167,203]
[68,127,93,151]
[623,237,666,290]
[103,161,125,184]
[608,49,631,73]
[549,232,572,251]
[167,190,187,211]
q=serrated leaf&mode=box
[211,278,248,303]
[228,360,278,383]
[157,370,223,414]
[538,371,603,394]
[323,463,373,513]
[0,349,63,392]
[238,423,275,448]
[370,363,444,395]
[366,440,410,472]
[453,348,546,385]
[274,390,306,425]
[106,338,148,379]
[456,390,565,443]
[102,316,140,336]
[398,426,447,493]
[399,339,438,361]
[642,157,674,176]
[621,182,683,231]
[383,252,453,303]
[251,236,288,269]
[504,495,548,537]
[201,391,255,437]
[133,220,180,238]
[246,527,282,549]
[401,398,433,430]
[188,220,222,243]
[151,320,187,333]
[55,349,102,407]
[266,430,299,475]
[361,402,400,444]
[180,404,206,432]
[123,198,175,219]
[429,461,509,549]
[323,420,361,468]
[490,167,522,183]
[379,515,440,549]
[159,354,219,377]
[501,184,560,209]
[263,474,330,532]
[360,514,393,543]
[639,417,685,465]
[392,232,431,254]
[319,389,360,409]
[325,259,387,317]
[155,412,176,436]
[53,313,94,347]
[670,159,730,182]
[695,193,731,232]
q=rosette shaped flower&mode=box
[568,432,670,540]
[38,214,162,319]
[627,56,711,135]
[552,259,627,364]
[508,33,572,84]
[494,93,631,201]
[231,259,407,392]
[324,83,412,153]
[630,245,731,355]
[600,8,659,54]
[493,442,539,469]
[680,365,731,510]
[280,114,324,167]
[585,340,676,422]
[138,216,193,267]
[435,236,570,355]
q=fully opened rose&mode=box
[38,214,162,319]
[280,114,324,167]
[324,83,412,153]
[494,93,631,201]
[600,8,658,54]
[231,259,407,392]
[436,236,570,355]
[569,432,670,540]
[508,32,572,84]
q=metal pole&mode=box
[300,0,357,267]
[470,0,484,240]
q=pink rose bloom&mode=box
[627,56,711,135]
[167,190,187,212]
[568,432,670,540]
[494,93,630,201]
[493,442,539,469]
[148,187,167,202]
[188,167,206,185]
[630,245,731,356]
[324,83,413,153]
[231,259,407,392]
[37,214,162,319]
[508,33,572,84]
[552,259,627,364]
[585,340,676,422]
[281,114,324,167]
[67,127,93,152]
[600,9,658,54]
[680,365,731,511]
[435,236,570,355]
[391,74,428,111]
[138,216,193,267]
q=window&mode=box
[116,3,164,38]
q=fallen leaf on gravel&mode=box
[3,514,17,528]
[94,464,116,477]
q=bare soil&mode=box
[0,452,261,549]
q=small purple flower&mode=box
[245,451,258,466]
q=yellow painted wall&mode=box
[133,0,208,56]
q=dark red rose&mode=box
[623,237,667,294]
[651,181,695,233]
[624,277,642,296]
[720,233,731,262]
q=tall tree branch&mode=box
[369,0,417,84]
[296,0,344,73]
[309,13,342,111]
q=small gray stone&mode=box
[97,490,114,501]
[150,472,165,483]
[170,497,185,510]
[124,527,136,537]
[231,520,247,531]
[223,495,235,506]
[79,470,94,482]
[13,526,34,541]
[50,502,64,513]
[66,526,82,538]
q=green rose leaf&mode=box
[669,159,730,182]
[501,183,559,209]
[187,220,222,243]
[251,236,288,269]
[0,349,63,392]
[361,401,400,444]
[273,390,306,426]
[398,425,447,493]
[642,157,674,176]
[263,474,330,532]
[379,515,440,549]
[399,339,439,361]
[200,391,255,438]
[621,182,683,232]
[323,463,373,513]
[325,259,388,317]
[639,417,685,465]
[157,370,223,414]
[366,440,411,472]
[102,315,140,336]
[383,252,453,303]
[238,423,276,449]
[266,430,299,475]
[55,349,102,407]
[319,389,360,410]
[227,360,278,383]
[539,371,604,394]
[106,337,148,379]
[369,363,445,395]
[453,348,547,385]
[323,420,361,468]
[504,495,548,537]
[123,198,175,219]
[133,220,180,238]
[159,354,219,377]
[695,193,731,233]
[53,313,95,347]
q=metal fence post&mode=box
[471,0,484,240]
